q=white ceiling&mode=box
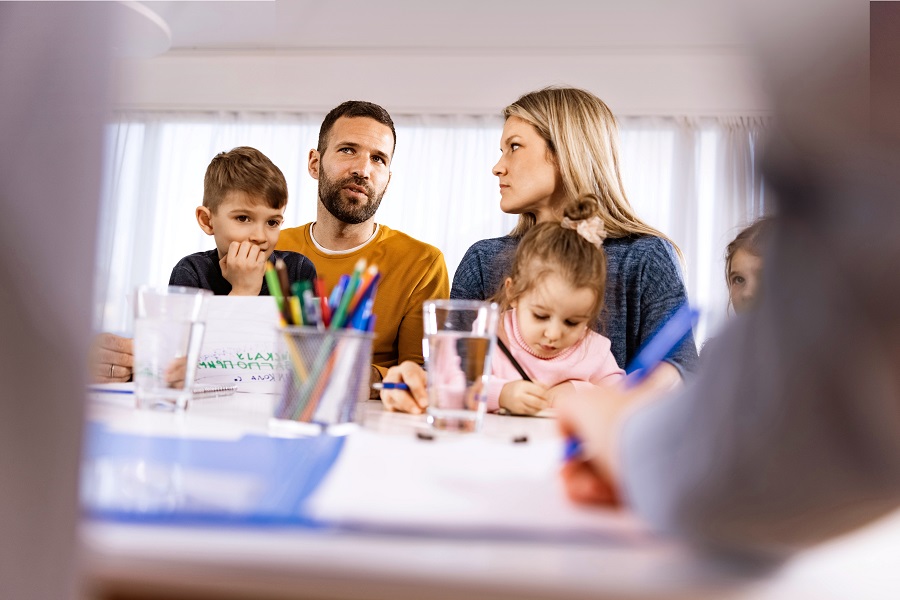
[112,1,777,115]
[142,0,748,54]
[125,1,877,116]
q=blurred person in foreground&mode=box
[558,0,900,559]
[0,3,111,599]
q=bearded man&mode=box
[277,101,449,388]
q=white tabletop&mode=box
[81,390,900,600]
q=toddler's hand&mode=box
[221,241,267,295]
[545,381,576,407]
[499,380,549,415]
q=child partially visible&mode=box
[725,217,773,314]
[488,198,624,415]
[170,146,316,294]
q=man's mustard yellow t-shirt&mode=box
[276,223,450,377]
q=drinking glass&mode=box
[133,285,211,410]
[422,299,499,432]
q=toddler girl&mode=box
[489,198,624,415]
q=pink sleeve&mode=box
[486,350,512,412]
[591,352,626,385]
[585,334,625,387]
[486,377,508,412]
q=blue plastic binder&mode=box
[81,422,344,527]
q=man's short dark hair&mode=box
[317,100,396,156]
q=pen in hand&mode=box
[623,303,700,387]
[563,436,583,461]
[563,302,699,461]
[371,382,410,391]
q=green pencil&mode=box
[264,262,284,312]
[329,259,365,330]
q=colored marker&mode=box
[348,273,380,330]
[314,278,331,327]
[302,289,321,328]
[289,295,303,326]
[346,264,379,316]
[292,280,313,324]
[328,274,350,314]
[275,258,291,299]
[264,262,284,311]
[330,259,366,329]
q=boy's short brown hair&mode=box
[203,146,288,213]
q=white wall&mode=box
[114,49,770,117]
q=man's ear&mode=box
[196,206,214,235]
[308,149,320,180]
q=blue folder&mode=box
[81,422,344,527]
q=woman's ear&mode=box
[196,206,214,235]
[504,277,517,308]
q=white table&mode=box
[81,392,900,600]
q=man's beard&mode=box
[317,166,385,225]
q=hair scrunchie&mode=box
[560,215,607,248]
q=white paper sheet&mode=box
[195,296,285,393]
[305,429,651,544]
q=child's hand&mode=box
[546,381,576,407]
[221,241,267,295]
[499,380,549,415]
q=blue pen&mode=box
[564,302,699,461]
[371,382,410,391]
[328,274,350,314]
[624,303,700,385]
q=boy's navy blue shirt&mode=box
[169,249,316,295]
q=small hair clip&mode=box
[561,215,607,248]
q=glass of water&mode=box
[422,299,499,432]
[133,285,211,411]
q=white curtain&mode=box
[96,112,768,344]
[618,116,768,342]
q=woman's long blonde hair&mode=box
[504,87,681,258]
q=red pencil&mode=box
[314,277,331,327]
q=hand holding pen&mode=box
[557,303,699,506]
[377,360,429,414]
[557,400,622,506]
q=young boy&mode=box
[169,146,316,294]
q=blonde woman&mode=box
[382,87,697,413]
[452,88,696,382]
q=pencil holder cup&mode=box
[272,326,374,432]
